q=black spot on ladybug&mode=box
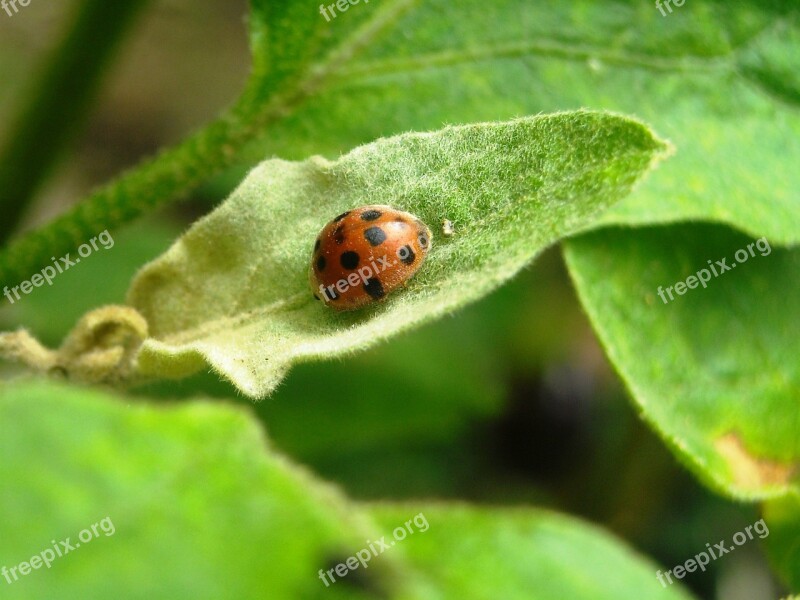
[333,225,346,245]
[398,245,415,265]
[340,251,360,270]
[361,209,382,221]
[364,277,385,299]
[311,206,433,312]
[364,226,387,247]
[418,230,430,249]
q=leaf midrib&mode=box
[332,17,794,93]
[335,39,732,81]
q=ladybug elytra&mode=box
[309,205,432,311]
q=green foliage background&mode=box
[0,0,797,598]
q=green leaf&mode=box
[563,224,800,500]
[0,379,697,599]
[126,112,670,397]
[367,504,697,600]
[0,0,420,287]
[0,380,427,600]
[245,0,800,246]
[764,495,800,590]
[8,1,797,285]
[138,312,507,497]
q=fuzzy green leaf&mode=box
[126,112,669,397]
[563,224,800,500]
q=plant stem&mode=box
[0,90,276,290]
[0,120,218,289]
[0,0,417,290]
[0,0,151,245]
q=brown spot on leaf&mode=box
[715,433,796,491]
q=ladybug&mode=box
[309,205,432,311]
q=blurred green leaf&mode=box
[0,379,699,599]
[139,310,507,498]
[126,112,669,397]
[764,495,800,590]
[368,504,697,600]
[563,224,800,500]
[0,379,425,600]
[258,314,506,498]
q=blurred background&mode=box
[0,1,787,598]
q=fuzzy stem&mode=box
[0,0,417,289]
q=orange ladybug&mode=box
[309,205,432,311]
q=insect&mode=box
[309,205,432,311]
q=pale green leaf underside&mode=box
[127,112,669,397]
[0,380,696,599]
[564,225,800,501]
